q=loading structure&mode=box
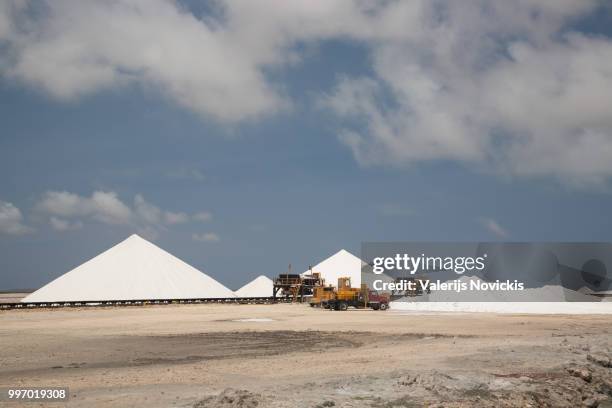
[272,272,323,303]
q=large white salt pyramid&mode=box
[235,275,273,298]
[301,249,364,288]
[22,234,235,302]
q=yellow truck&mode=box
[311,277,389,311]
[309,285,335,308]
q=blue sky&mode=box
[1,1,612,290]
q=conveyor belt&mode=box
[0,297,292,310]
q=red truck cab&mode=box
[364,290,389,310]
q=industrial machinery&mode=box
[391,276,431,299]
[273,270,323,303]
[309,285,335,308]
[315,277,389,311]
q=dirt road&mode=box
[0,304,611,407]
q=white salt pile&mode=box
[413,275,598,302]
[235,275,273,298]
[363,271,395,293]
[23,234,236,302]
[391,275,612,314]
[301,249,364,288]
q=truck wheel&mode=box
[338,301,348,311]
[309,303,315,307]
[379,303,388,311]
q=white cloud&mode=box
[192,232,220,243]
[133,194,191,226]
[133,194,162,224]
[320,1,612,186]
[38,191,131,225]
[165,167,206,182]
[193,211,212,222]
[136,225,160,242]
[0,200,32,235]
[479,218,509,239]
[37,190,209,236]
[0,0,288,122]
[49,216,82,231]
[0,1,479,122]
[164,211,189,225]
[2,1,612,185]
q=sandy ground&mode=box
[0,303,611,408]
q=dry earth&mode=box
[0,303,611,407]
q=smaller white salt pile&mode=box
[235,275,273,298]
[391,275,612,314]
